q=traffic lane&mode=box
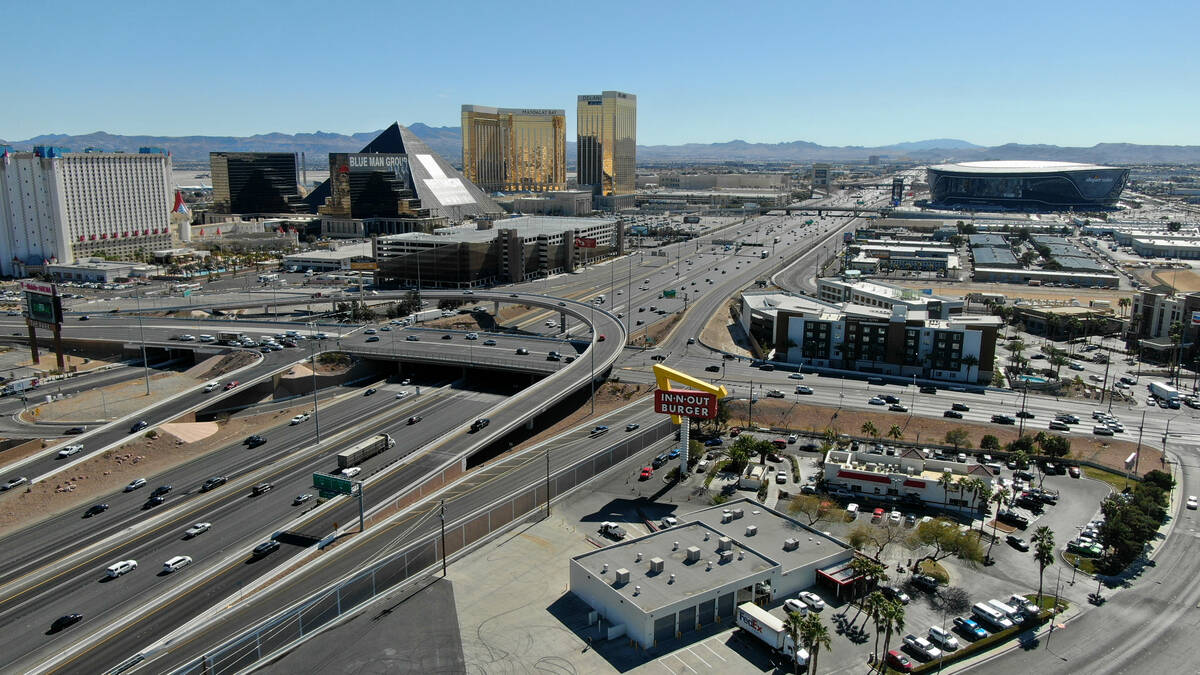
[0,381,445,582]
[0,392,493,672]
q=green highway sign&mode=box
[663,289,676,298]
[313,472,355,496]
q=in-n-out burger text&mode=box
[654,388,717,419]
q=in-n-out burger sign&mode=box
[654,388,717,419]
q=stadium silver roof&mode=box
[929,160,1118,174]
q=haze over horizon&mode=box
[5,0,1196,147]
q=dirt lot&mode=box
[724,398,1158,474]
[1135,267,1200,292]
[0,402,316,539]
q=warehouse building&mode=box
[568,499,853,649]
[971,266,1120,287]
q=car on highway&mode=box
[0,475,27,492]
[251,482,274,495]
[1188,496,1198,510]
[201,476,227,491]
[244,435,266,448]
[408,415,422,425]
[364,388,377,396]
[943,410,963,419]
[364,328,376,335]
[341,467,361,478]
[442,334,453,340]
[64,426,86,435]
[129,420,149,433]
[766,390,785,398]
[991,414,1016,425]
[143,494,166,509]
[483,339,497,346]
[251,540,281,558]
[365,336,380,342]
[625,423,640,431]
[124,478,147,492]
[79,315,90,321]
[1093,425,1114,436]
[1015,410,1035,419]
[184,522,211,538]
[868,396,886,405]
[794,385,813,394]
[150,484,173,498]
[57,443,84,458]
[889,404,909,412]
[591,425,609,435]
[546,351,561,361]
[953,616,988,640]
[406,335,420,341]
[50,613,84,632]
[639,467,654,480]
[203,382,220,393]
[105,559,138,578]
[705,365,720,372]
[952,403,970,412]
[290,412,310,425]
[515,347,529,355]
[224,381,239,390]
[84,503,109,517]
[293,494,313,506]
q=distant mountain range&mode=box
[4,126,1199,165]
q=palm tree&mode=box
[937,470,955,508]
[865,590,888,663]
[1118,297,1131,316]
[799,613,832,675]
[963,476,984,512]
[986,487,1010,562]
[1031,526,1056,606]
[879,599,906,665]
[962,354,980,384]
[784,611,806,675]
[861,421,879,439]
[1050,353,1069,380]
[975,481,993,524]
[887,424,903,441]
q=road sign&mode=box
[654,388,718,419]
[662,289,676,298]
[313,472,355,496]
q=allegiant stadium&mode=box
[926,160,1129,209]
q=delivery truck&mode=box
[1150,381,1181,403]
[1,377,39,397]
[217,331,246,345]
[336,433,395,469]
[736,603,807,665]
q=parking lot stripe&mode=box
[667,654,697,673]
[686,647,712,668]
[700,641,726,661]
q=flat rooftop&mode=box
[929,160,1117,174]
[573,500,848,613]
[378,215,617,245]
[284,243,373,260]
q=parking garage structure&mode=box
[568,499,852,648]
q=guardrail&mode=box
[162,418,674,675]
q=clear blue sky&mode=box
[5,0,1196,147]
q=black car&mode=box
[943,410,963,419]
[244,435,266,448]
[920,386,938,394]
[364,388,377,396]
[651,453,669,469]
[881,585,910,604]
[951,403,970,412]
[1006,534,1030,551]
[83,503,109,518]
[64,426,86,435]
[889,404,908,412]
[991,414,1016,425]
[911,574,940,592]
[705,365,720,372]
[142,495,166,509]
[50,613,83,632]
[150,484,173,498]
[1013,470,1035,480]
[129,420,149,433]
[407,415,422,424]
[201,476,227,491]
[625,423,640,431]
[441,334,452,340]
[1015,410,1035,419]
[251,540,280,558]
[883,395,900,404]
[470,418,490,432]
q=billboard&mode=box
[654,388,717,419]
[1191,311,1200,327]
[349,261,378,271]
[574,237,597,248]
[891,177,904,204]
[21,281,62,327]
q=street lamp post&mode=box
[308,323,322,443]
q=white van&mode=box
[162,555,193,573]
[972,602,1013,630]
[696,459,711,473]
[846,503,860,520]
[987,599,1023,623]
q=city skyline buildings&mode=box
[461,105,566,193]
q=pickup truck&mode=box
[599,522,626,540]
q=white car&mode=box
[784,598,810,615]
[660,516,679,528]
[1187,496,1198,510]
[290,412,310,425]
[868,396,886,405]
[178,334,196,342]
[203,382,220,392]
[928,625,960,650]
[184,522,211,538]
[341,467,361,478]
[124,478,147,492]
[395,391,410,399]
[105,559,138,578]
[797,591,825,610]
[903,634,942,660]
[198,334,215,342]
[890,510,902,524]
[776,471,788,484]
[57,444,84,458]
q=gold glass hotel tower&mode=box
[461,106,566,193]
[576,91,636,196]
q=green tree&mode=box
[962,354,980,383]
[944,428,971,450]
[784,611,806,675]
[886,424,903,441]
[1050,353,1069,380]
[788,494,844,526]
[865,590,888,663]
[718,436,755,474]
[1142,469,1175,493]
[798,613,832,675]
[908,518,985,569]
[861,421,879,439]
[937,470,955,508]
[1007,435,1035,454]
[1039,434,1071,458]
[1031,525,1056,605]
[980,435,1000,450]
[1010,449,1030,469]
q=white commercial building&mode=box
[282,242,374,271]
[0,149,176,276]
[823,448,995,507]
[568,499,852,649]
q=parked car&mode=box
[797,591,825,610]
[886,650,913,673]
[1007,534,1030,551]
[954,616,988,640]
[882,585,910,604]
[1188,495,1198,510]
[784,598,810,615]
[911,574,939,592]
[903,634,942,660]
[928,625,961,651]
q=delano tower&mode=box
[576,91,636,197]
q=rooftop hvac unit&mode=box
[686,546,702,563]
[745,525,758,536]
[731,508,744,519]
[717,536,733,551]
[614,568,630,585]
[649,557,664,574]
[722,510,732,523]
[783,538,799,551]
[719,550,734,564]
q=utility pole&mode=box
[545,448,552,516]
[439,499,447,577]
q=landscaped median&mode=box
[907,602,1066,673]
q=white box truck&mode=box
[1150,381,1180,402]
[736,603,807,665]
